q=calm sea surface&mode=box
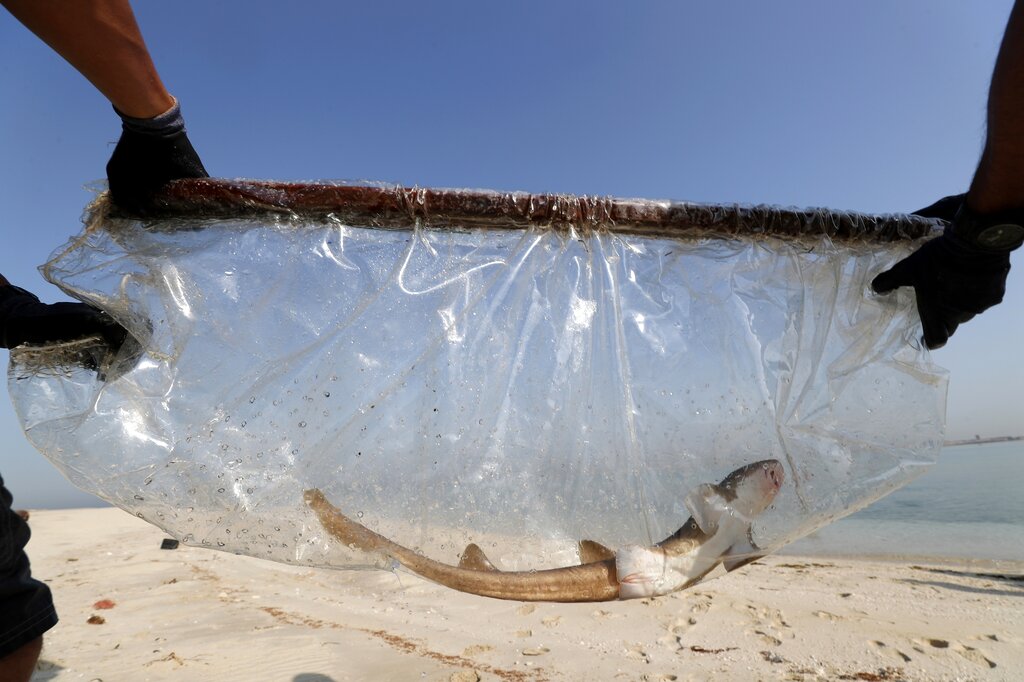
[783,440,1024,561]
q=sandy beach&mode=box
[21,507,1024,682]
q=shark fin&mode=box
[578,539,615,564]
[684,483,728,535]
[458,543,498,572]
[722,533,763,572]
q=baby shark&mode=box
[305,459,784,602]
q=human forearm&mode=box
[969,0,1024,213]
[0,0,173,118]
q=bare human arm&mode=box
[0,0,173,117]
[969,0,1024,214]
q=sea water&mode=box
[782,441,1024,561]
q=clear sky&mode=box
[2,1,1021,509]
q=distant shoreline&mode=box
[944,435,1023,447]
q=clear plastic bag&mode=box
[7,182,947,596]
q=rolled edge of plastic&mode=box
[112,178,941,243]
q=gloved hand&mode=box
[106,98,207,215]
[911,194,965,221]
[871,194,1011,350]
[0,285,127,351]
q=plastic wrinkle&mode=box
[7,184,947,584]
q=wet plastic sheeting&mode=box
[8,189,947,574]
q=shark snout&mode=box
[762,460,784,494]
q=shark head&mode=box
[684,458,784,536]
[618,459,786,599]
[718,458,784,518]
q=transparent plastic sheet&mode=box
[7,182,947,598]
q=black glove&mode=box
[106,98,208,215]
[911,194,964,221]
[0,285,127,351]
[871,195,1011,350]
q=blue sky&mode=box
[2,1,1021,508]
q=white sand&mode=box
[22,508,1024,682]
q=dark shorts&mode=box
[0,473,58,660]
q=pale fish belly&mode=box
[615,516,747,599]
